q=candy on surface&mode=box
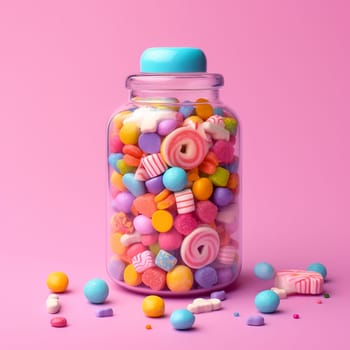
[158,229,183,250]
[142,266,167,291]
[145,175,165,194]
[133,215,155,234]
[119,122,140,145]
[108,259,126,281]
[123,106,178,133]
[123,264,142,286]
[174,188,195,214]
[174,213,198,235]
[187,298,221,314]
[116,159,136,174]
[203,120,230,141]
[132,250,155,272]
[142,295,165,318]
[50,317,67,328]
[306,262,327,279]
[195,200,218,223]
[254,262,275,280]
[132,193,157,218]
[212,187,234,207]
[151,209,174,232]
[141,153,168,178]
[170,309,195,330]
[199,151,218,175]
[138,132,161,153]
[210,290,226,301]
[270,287,287,299]
[194,266,218,288]
[157,119,178,136]
[122,173,146,197]
[46,272,69,293]
[274,269,324,295]
[195,98,214,120]
[46,294,61,314]
[160,126,210,169]
[108,153,123,171]
[233,311,240,317]
[180,226,220,269]
[254,290,280,314]
[84,278,109,304]
[155,250,178,272]
[112,192,135,213]
[208,167,230,187]
[192,177,213,200]
[96,307,114,317]
[166,265,194,292]
[110,233,127,255]
[162,167,187,192]
[246,315,265,326]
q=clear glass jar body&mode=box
[107,73,241,296]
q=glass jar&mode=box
[106,47,241,296]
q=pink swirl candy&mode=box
[160,126,210,169]
[180,226,220,269]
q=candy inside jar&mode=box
[107,48,241,295]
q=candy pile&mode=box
[107,98,240,294]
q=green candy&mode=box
[209,167,230,187]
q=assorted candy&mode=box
[107,98,240,294]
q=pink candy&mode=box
[195,200,218,223]
[174,189,195,214]
[211,140,235,164]
[174,213,198,235]
[132,250,155,272]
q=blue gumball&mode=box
[254,290,280,314]
[162,167,187,192]
[84,278,109,304]
[170,309,195,330]
[254,262,275,280]
[307,263,327,279]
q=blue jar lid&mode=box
[140,47,207,73]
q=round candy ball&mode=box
[46,272,69,293]
[162,167,187,192]
[254,262,275,280]
[307,262,327,279]
[84,278,109,304]
[170,309,195,330]
[142,295,165,318]
[254,290,280,314]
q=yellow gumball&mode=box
[192,177,213,200]
[166,265,193,292]
[142,295,165,318]
[46,272,69,293]
[119,122,140,145]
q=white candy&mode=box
[120,232,142,246]
[271,287,287,299]
[187,298,221,314]
[203,121,230,141]
[46,294,61,314]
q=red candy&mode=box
[211,140,235,164]
[174,213,198,235]
[50,317,67,328]
[142,267,166,291]
[195,200,218,223]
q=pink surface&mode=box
[0,0,349,348]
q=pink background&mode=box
[0,0,349,348]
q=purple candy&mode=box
[213,188,234,207]
[194,266,218,288]
[210,290,226,301]
[157,119,178,136]
[145,175,165,194]
[217,267,234,284]
[108,259,125,281]
[96,308,114,317]
[246,315,265,326]
[133,215,154,234]
[138,133,161,153]
[111,192,135,213]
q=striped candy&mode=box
[132,250,155,273]
[142,153,168,178]
[274,269,324,295]
[216,245,237,265]
[174,189,195,214]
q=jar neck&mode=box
[126,73,224,105]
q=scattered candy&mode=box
[246,315,265,326]
[187,298,221,314]
[233,311,240,317]
[84,278,109,304]
[254,262,275,280]
[145,324,152,330]
[292,313,300,319]
[170,309,195,330]
[316,300,323,304]
[50,317,67,328]
[274,270,324,295]
[46,294,61,314]
[324,293,330,299]
[46,272,69,293]
[307,263,327,279]
[254,290,280,314]
[210,290,226,301]
[142,295,165,318]
[96,308,114,317]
